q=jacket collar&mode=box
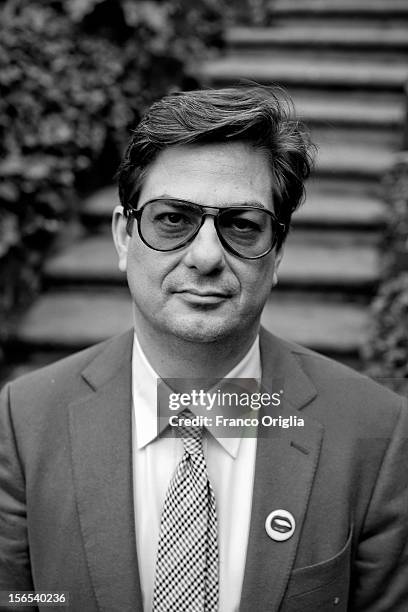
[259,326,317,410]
[80,327,317,411]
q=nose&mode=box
[182,216,226,274]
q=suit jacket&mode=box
[1,328,408,612]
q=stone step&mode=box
[225,49,408,68]
[307,177,383,200]
[224,50,408,67]
[45,235,123,285]
[9,292,132,351]
[81,186,119,225]
[312,126,399,150]
[274,19,408,31]
[280,233,379,291]
[43,232,379,292]
[296,95,405,129]
[270,0,408,25]
[293,192,385,230]
[9,290,368,358]
[227,26,408,56]
[279,89,403,108]
[315,142,393,180]
[198,56,408,91]
[262,293,367,357]
[297,96,404,148]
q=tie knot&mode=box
[179,410,203,455]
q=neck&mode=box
[134,322,259,383]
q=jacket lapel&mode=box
[240,329,324,611]
[68,331,143,612]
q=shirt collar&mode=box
[132,332,261,458]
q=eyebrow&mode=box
[144,195,267,209]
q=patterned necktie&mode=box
[153,411,219,611]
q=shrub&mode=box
[0,0,224,362]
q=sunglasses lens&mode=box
[140,200,202,250]
[218,208,275,258]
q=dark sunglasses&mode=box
[125,198,285,260]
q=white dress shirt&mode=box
[132,333,261,611]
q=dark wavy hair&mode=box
[117,86,315,249]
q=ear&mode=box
[272,245,284,287]
[112,205,130,272]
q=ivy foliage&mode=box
[364,155,408,394]
[0,0,224,347]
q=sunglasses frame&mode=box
[125,198,285,260]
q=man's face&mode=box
[113,141,283,344]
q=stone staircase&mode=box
[4,0,408,378]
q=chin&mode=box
[166,316,238,344]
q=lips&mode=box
[179,289,231,298]
[173,288,233,306]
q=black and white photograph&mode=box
[1,1,408,610]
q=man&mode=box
[1,86,408,612]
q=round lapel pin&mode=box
[265,509,296,542]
